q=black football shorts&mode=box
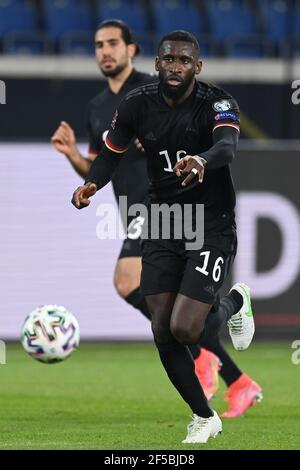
[114,157,148,260]
[118,237,142,259]
[141,229,237,304]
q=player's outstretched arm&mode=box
[71,145,125,209]
[51,121,93,178]
[71,183,97,209]
[72,98,135,208]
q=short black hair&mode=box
[158,30,200,55]
[95,19,140,56]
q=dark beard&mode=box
[101,62,127,78]
[160,73,194,100]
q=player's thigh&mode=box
[179,231,237,306]
[140,238,185,298]
[113,256,142,298]
[114,233,143,297]
[170,294,212,344]
[146,292,177,342]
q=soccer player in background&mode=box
[52,21,261,420]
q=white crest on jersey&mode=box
[102,130,109,142]
[213,100,231,112]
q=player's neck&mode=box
[108,64,133,94]
[162,79,196,108]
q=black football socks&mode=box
[125,287,151,320]
[155,340,213,418]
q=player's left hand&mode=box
[71,183,97,209]
[173,155,207,186]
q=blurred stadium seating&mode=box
[0,0,299,57]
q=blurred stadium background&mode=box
[0,0,299,341]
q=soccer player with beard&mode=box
[53,21,261,421]
[70,30,261,442]
[52,20,152,316]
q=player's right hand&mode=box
[51,121,77,156]
[71,183,97,209]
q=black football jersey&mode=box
[86,69,155,206]
[105,80,240,232]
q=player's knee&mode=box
[114,273,135,299]
[171,326,200,345]
[170,319,205,345]
[114,279,132,298]
[114,259,141,299]
[150,308,173,343]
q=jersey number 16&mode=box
[159,150,187,173]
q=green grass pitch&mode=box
[0,342,299,450]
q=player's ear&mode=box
[128,43,136,59]
[155,56,159,72]
[195,60,202,75]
